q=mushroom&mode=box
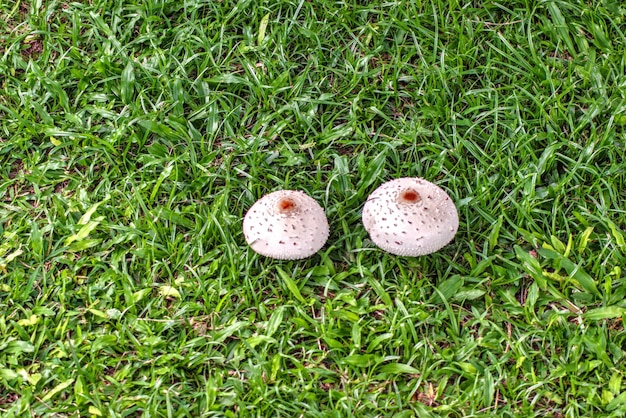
[242,190,329,260]
[362,178,458,256]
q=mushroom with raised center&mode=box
[243,190,329,260]
[362,177,459,256]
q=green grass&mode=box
[1,0,626,416]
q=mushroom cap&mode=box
[362,178,459,256]
[243,190,329,260]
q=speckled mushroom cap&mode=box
[362,178,459,256]
[243,190,329,260]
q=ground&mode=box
[1,0,625,416]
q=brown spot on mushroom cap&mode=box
[362,178,459,256]
[399,189,421,204]
[276,197,297,213]
[242,190,329,260]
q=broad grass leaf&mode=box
[30,221,42,260]
[459,362,477,375]
[3,341,35,354]
[88,308,108,319]
[41,378,75,402]
[132,288,151,304]
[514,245,547,290]
[91,335,117,351]
[366,276,392,306]
[538,247,599,295]
[207,74,252,86]
[276,266,305,304]
[88,406,103,416]
[78,199,107,225]
[246,335,276,348]
[577,227,594,253]
[159,285,181,299]
[214,321,249,343]
[436,275,463,301]
[0,369,19,380]
[610,372,623,395]
[65,217,104,246]
[67,238,102,252]
[258,13,270,45]
[366,333,393,352]
[341,354,376,367]
[606,219,625,253]
[266,306,285,338]
[584,306,625,321]
[453,289,485,301]
[483,369,495,407]
[378,363,419,375]
[121,61,135,105]
[17,314,40,327]
[607,392,626,411]
[153,207,194,229]
[546,2,576,56]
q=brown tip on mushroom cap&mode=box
[362,177,459,256]
[242,190,329,260]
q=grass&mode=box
[1,0,625,416]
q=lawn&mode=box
[1,0,625,416]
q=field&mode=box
[1,0,626,416]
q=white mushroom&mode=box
[362,178,458,256]
[242,190,329,260]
